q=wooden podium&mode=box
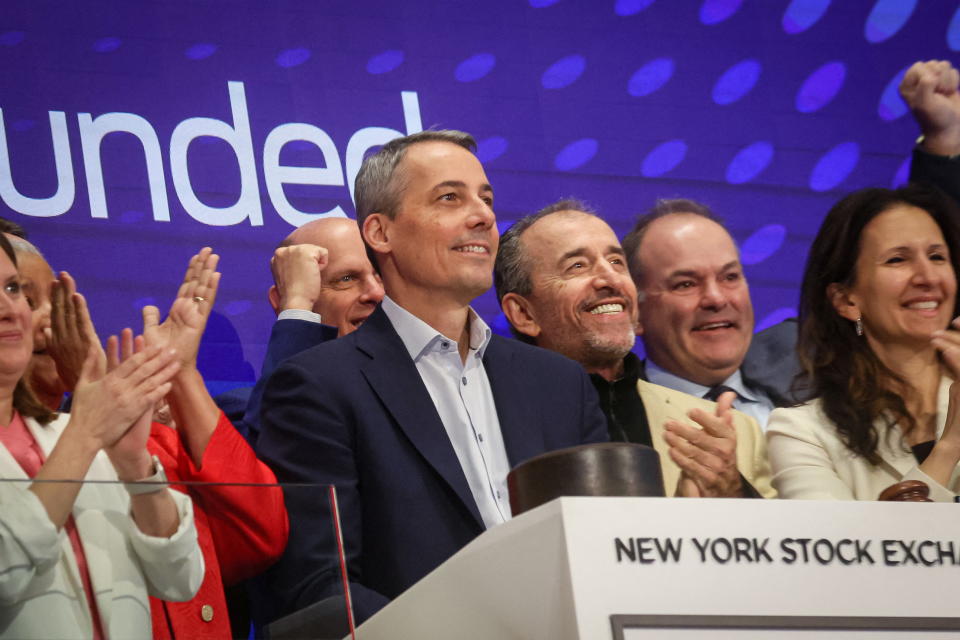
[353,497,960,639]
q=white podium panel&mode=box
[354,498,960,639]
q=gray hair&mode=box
[353,129,477,269]
[494,198,597,343]
[354,129,477,225]
[622,198,727,287]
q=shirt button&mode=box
[441,341,450,349]
[478,433,484,442]
[496,490,502,499]
[201,604,214,622]
[461,377,467,386]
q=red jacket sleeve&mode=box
[149,413,289,585]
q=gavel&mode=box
[878,480,933,502]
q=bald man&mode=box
[224,218,384,444]
[268,217,384,336]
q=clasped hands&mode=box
[663,391,744,498]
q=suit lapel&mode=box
[483,338,543,468]
[872,377,954,478]
[356,307,484,528]
[21,417,106,624]
[636,379,683,496]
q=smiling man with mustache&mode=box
[255,131,608,625]
[623,199,777,430]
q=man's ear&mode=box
[363,213,391,257]
[268,285,281,316]
[827,282,860,322]
[501,293,541,340]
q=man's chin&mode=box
[584,331,636,361]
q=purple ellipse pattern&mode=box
[865,0,917,43]
[700,0,743,25]
[93,37,122,53]
[641,139,687,177]
[455,53,496,82]
[0,31,25,47]
[367,49,405,75]
[726,141,774,184]
[529,0,561,7]
[491,312,513,338]
[476,136,509,163]
[615,0,657,17]
[627,58,674,97]
[11,119,34,132]
[809,141,860,192]
[712,59,761,105]
[541,54,586,89]
[877,66,909,121]
[949,6,960,51]
[891,155,911,188]
[276,48,311,68]
[795,61,846,113]
[740,224,787,265]
[782,0,832,34]
[185,43,217,60]
[756,307,798,332]
[554,138,599,171]
[224,300,252,316]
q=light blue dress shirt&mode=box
[381,296,512,529]
[645,360,775,431]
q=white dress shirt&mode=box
[646,360,776,430]
[381,296,512,529]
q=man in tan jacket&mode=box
[494,199,774,498]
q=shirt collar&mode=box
[381,295,492,362]
[645,359,759,404]
[589,352,642,388]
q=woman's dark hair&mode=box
[0,233,57,425]
[797,184,960,464]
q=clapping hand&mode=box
[664,391,743,498]
[46,272,104,392]
[142,247,220,372]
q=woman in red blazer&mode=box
[17,240,288,639]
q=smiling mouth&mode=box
[454,245,489,254]
[905,301,939,310]
[693,321,735,331]
[588,303,624,315]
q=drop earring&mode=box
[855,316,863,337]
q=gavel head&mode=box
[507,442,665,516]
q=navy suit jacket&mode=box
[224,318,338,445]
[255,305,608,623]
[911,147,960,206]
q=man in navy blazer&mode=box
[256,130,608,624]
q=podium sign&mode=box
[355,498,960,639]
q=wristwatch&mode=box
[123,455,169,495]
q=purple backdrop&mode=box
[1,0,957,392]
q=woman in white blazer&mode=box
[0,234,204,638]
[768,185,960,502]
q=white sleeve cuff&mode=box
[129,489,204,601]
[278,309,322,324]
[903,467,957,503]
